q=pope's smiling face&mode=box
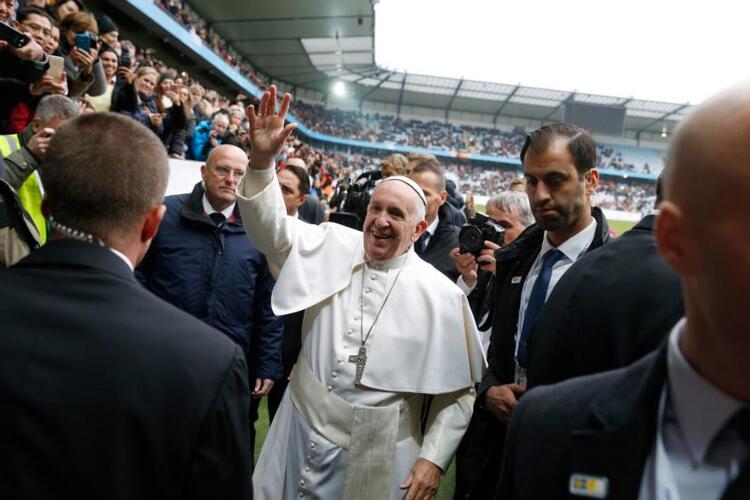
[362,181,426,263]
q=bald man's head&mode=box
[656,82,750,376]
[663,82,750,222]
[201,144,248,211]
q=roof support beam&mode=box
[396,73,407,118]
[542,92,575,122]
[359,71,394,112]
[493,84,520,127]
[445,77,464,123]
[635,103,689,135]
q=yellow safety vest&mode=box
[0,134,47,243]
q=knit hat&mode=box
[96,14,118,35]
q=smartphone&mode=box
[74,32,92,52]
[0,22,30,49]
[119,50,131,68]
[47,55,64,80]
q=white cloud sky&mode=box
[374,0,749,104]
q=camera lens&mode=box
[459,225,483,253]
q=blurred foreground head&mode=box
[656,81,750,394]
[41,112,169,261]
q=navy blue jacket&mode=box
[137,182,283,380]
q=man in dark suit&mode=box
[526,186,684,387]
[409,160,461,281]
[498,83,750,500]
[0,113,251,499]
[456,123,610,499]
[267,159,320,420]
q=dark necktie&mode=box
[719,408,750,500]
[209,212,226,227]
[416,232,429,255]
[517,249,564,368]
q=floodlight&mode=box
[333,80,347,96]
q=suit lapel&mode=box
[563,346,667,499]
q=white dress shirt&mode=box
[638,319,748,500]
[420,216,440,248]
[201,194,235,219]
[514,219,596,358]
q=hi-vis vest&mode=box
[0,134,47,243]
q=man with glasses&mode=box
[137,144,284,458]
[12,7,52,50]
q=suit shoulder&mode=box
[521,353,656,420]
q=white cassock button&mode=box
[307,454,312,460]
[337,358,343,364]
[300,480,306,486]
[354,316,360,321]
[305,467,310,472]
[299,492,304,497]
[327,385,333,392]
[310,442,316,449]
[370,274,377,280]
[332,372,338,379]
[364,287,372,294]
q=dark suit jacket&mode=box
[0,240,251,499]
[455,208,610,500]
[417,204,461,281]
[527,214,683,388]
[497,347,669,499]
[298,196,325,225]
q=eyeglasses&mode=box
[214,165,245,180]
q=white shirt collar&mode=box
[539,218,597,262]
[201,194,235,219]
[667,318,743,463]
[108,247,134,271]
[425,216,439,237]
[366,247,412,270]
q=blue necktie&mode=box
[416,232,429,255]
[517,249,564,368]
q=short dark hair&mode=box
[41,113,169,241]
[520,123,597,177]
[281,164,310,195]
[16,6,53,23]
[410,160,446,191]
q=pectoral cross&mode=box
[348,343,368,385]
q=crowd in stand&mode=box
[294,102,664,174]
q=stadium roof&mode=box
[169,0,693,136]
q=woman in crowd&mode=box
[58,10,106,98]
[111,66,187,158]
[86,45,118,112]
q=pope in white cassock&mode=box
[238,86,486,500]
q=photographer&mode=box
[85,44,116,111]
[190,111,228,161]
[450,191,535,352]
[57,10,106,98]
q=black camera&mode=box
[329,170,382,230]
[459,213,505,256]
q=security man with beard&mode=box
[454,123,610,499]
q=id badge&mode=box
[514,363,527,389]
